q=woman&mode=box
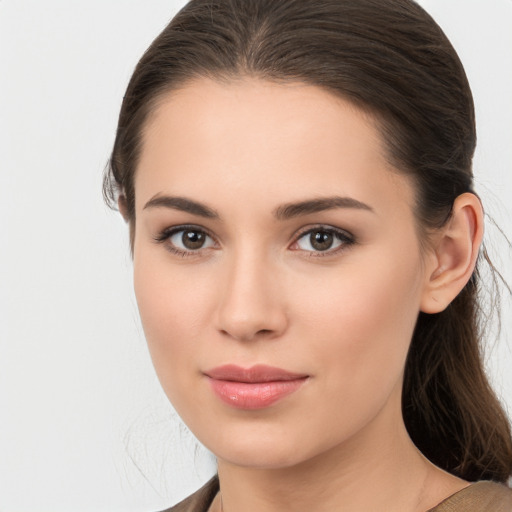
[104,0,512,510]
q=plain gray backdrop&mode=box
[1,1,511,511]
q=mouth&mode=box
[204,364,309,410]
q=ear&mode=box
[420,193,484,314]
[118,194,130,222]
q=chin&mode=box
[216,442,310,470]
[195,419,337,470]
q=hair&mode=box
[104,0,512,483]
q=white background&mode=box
[0,1,511,511]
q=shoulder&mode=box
[429,481,512,512]
[157,478,512,511]
[157,476,220,512]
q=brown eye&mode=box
[310,231,334,251]
[181,230,206,249]
[294,227,354,254]
[163,227,215,253]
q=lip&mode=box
[204,364,309,410]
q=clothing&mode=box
[161,476,512,512]
[161,477,219,512]
[426,481,512,512]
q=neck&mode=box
[215,394,466,512]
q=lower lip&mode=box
[207,378,308,410]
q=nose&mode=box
[214,251,288,342]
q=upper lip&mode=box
[204,364,308,383]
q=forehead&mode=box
[135,78,414,217]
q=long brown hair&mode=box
[104,0,512,483]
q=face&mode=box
[133,78,431,469]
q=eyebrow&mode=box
[143,195,220,218]
[142,194,373,220]
[273,196,374,220]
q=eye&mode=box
[292,227,354,254]
[155,226,216,255]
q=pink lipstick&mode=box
[205,364,308,410]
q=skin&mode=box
[131,78,483,512]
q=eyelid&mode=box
[153,223,355,258]
[154,223,208,239]
[153,224,218,256]
[289,224,356,256]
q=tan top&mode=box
[162,477,512,512]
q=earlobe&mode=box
[420,193,484,314]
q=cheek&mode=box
[296,247,424,407]
[133,247,214,386]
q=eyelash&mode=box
[153,224,217,258]
[153,224,356,258]
[291,225,356,257]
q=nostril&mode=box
[219,327,276,342]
